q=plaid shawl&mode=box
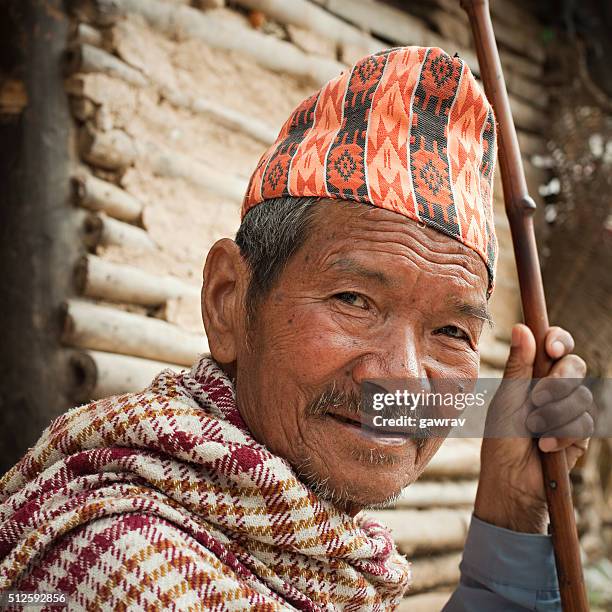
[0,356,411,610]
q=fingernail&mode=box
[533,390,552,405]
[552,341,564,356]
[540,437,557,452]
[511,326,521,347]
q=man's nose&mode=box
[354,326,430,384]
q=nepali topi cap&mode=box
[242,46,498,294]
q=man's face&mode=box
[232,201,489,513]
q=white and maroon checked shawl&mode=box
[0,356,411,610]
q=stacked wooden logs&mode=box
[62,0,552,606]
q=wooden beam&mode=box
[321,0,479,73]
[233,0,379,52]
[83,0,345,85]
[72,171,143,223]
[491,17,545,63]
[69,23,104,47]
[64,40,279,147]
[75,254,200,306]
[161,87,278,145]
[500,49,543,81]
[508,94,546,134]
[64,43,148,87]
[428,8,472,50]
[479,337,510,369]
[504,70,549,110]
[422,439,481,479]
[69,349,183,400]
[398,590,453,611]
[62,299,207,365]
[78,126,248,202]
[368,508,471,555]
[82,212,156,251]
[395,480,478,508]
[409,553,462,593]
[490,0,541,33]
[79,126,137,170]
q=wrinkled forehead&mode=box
[303,200,489,297]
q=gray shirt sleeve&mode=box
[443,516,561,611]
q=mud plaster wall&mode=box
[71,11,316,335]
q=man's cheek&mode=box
[270,311,362,372]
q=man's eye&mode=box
[334,292,368,309]
[434,325,470,342]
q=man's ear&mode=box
[201,239,249,365]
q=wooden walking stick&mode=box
[460,1,589,610]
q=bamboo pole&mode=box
[72,171,143,223]
[75,254,200,305]
[65,43,148,87]
[369,508,471,555]
[461,1,588,608]
[68,349,184,400]
[62,299,207,365]
[82,212,156,251]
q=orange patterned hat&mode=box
[243,46,498,293]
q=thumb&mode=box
[503,324,536,380]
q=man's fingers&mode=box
[539,437,589,454]
[503,324,536,380]
[545,353,587,380]
[530,374,584,407]
[565,442,590,469]
[545,326,575,360]
[527,385,593,433]
[538,439,590,470]
[537,412,594,450]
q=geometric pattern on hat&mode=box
[243,46,498,294]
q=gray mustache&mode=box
[305,382,420,420]
[305,384,363,417]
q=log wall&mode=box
[58,0,551,607]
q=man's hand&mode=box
[474,323,594,534]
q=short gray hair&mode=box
[235,196,322,314]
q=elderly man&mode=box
[0,47,592,611]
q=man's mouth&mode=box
[327,411,412,441]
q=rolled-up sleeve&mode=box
[443,516,561,611]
